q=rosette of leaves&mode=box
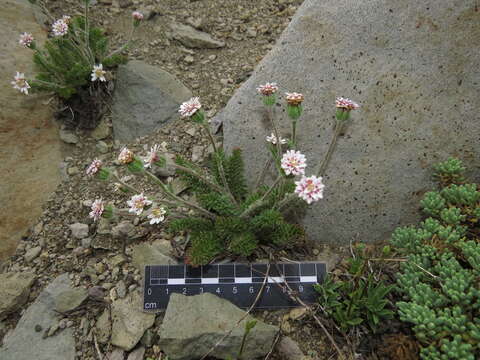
[169,149,303,265]
[391,158,480,360]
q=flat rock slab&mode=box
[0,274,76,360]
[0,0,62,261]
[0,272,36,320]
[111,291,155,351]
[131,239,176,275]
[55,287,89,313]
[159,293,279,360]
[112,60,192,142]
[169,22,225,49]
[221,0,480,244]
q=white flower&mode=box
[62,15,71,24]
[52,19,69,36]
[118,147,134,164]
[335,97,359,110]
[144,144,160,168]
[19,33,34,47]
[91,64,106,82]
[285,92,304,106]
[11,72,30,95]
[89,199,104,221]
[281,150,307,176]
[127,193,152,215]
[256,82,278,96]
[266,132,287,145]
[132,11,144,20]
[294,175,325,204]
[86,158,102,176]
[148,207,166,225]
[179,97,201,118]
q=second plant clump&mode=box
[12,0,143,127]
[86,84,359,265]
[391,158,480,360]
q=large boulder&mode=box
[221,0,480,244]
[112,60,192,142]
[0,274,76,360]
[159,293,279,360]
[0,0,62,261]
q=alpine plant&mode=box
[86,88,359,265]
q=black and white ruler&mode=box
[143,262,326,312]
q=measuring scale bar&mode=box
[143,262,326,311]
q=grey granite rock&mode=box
[0,272,36,320]
[0,274,76,360]
[159,293,278,360]
[112,60,192,142]
[221,0,480,244]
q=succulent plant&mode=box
[392,158,480,359]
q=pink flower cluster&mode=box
[144,144,160,168]
[281,150,307,176]
[19,33,34,47]
[295,175,325,204]
[257,82,278,96]
[89,199,104,221]
[132,11,144,20]
[335,97,359,111]
[118,147,134,164]
[179,97,202,118]
[280,150,325,204]
[285,92,304,106]
[86,158,102,176]
[127,193,152,215]
[11,72,30,95]
[52,18,69,37]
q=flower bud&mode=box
[287,104,302,120]
[190,110,205,124]
[98,168,110,180]
[103,204,114,219]
[127,157,145,173]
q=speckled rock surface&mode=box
[221,0,480,244]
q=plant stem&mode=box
[143,170,216,219]
[201,123,238,206]
[316,120,344,177]
[267,106,282,157]
[291,120,297,147]
[106,26,135,59]
[254,157,272,191]
[84,1,91,60]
